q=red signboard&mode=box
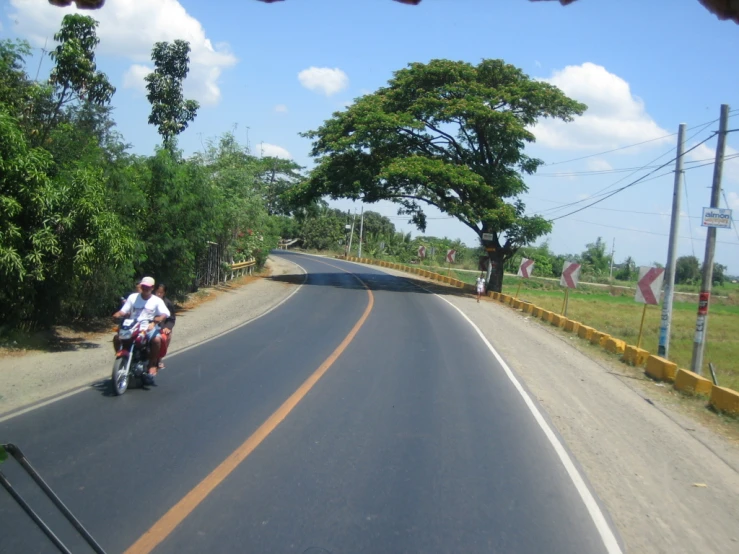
[698,292,710,315]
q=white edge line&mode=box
[336,259,622,554]
[0,256,307,424]
[432,292,623,554]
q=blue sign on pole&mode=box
[701,207,733,228]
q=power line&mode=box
[532,153,739,177]
[570,218,739,247]
[529,197,704,218]
[538,120,718,216]
[543,132,677,167]
[541,114,731,168]
[683,172,697,257]
[721,190,739,243]
[547,134,718,222]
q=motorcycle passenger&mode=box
[154,283,176,370]
[112,276,170,384]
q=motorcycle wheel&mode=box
[111,357,129,396]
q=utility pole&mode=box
[691,104,729,375]
[609,238,615,280]
[35,39,48,82]
[347,210,357,256]
[658,123,686,358]
[357,206,365,258]
[344,211,351,256]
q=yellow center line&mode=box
[124,261,374,554]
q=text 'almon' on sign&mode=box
[701,207,733,229]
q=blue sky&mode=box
[4,0,739,272]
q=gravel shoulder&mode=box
[0,255,303,418]
[353,259,739,554]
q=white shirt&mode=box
[476,277,485,291]
[121,293,170,323]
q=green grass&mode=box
[500,282,739,392]
[312,253,739,391]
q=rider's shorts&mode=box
[146,325,161,342]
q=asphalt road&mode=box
[0,253,619,554]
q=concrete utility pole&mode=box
[347,209,357,256]
[658,123,686,358]
[691,104,729,375]
[609,238,615,279]
[357,206,365,258]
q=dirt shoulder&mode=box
[0,255,303,417]
[352,259,739,554]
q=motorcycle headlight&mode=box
[118,329,133,340]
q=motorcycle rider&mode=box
[112,276,170,384]
[154,283,176,370]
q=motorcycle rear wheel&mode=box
[111,357,129,396]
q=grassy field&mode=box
[305,252,739,391]
[486,280,739,392]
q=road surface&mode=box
[0,253,620,554]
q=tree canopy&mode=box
[145,40,199,149]
[0,19,308,330]
[292,58,585,291]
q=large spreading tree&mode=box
[292,58,585,291]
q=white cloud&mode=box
[687,142,715,162]
[535,60,542,68]
[9,0,237,106]
[533,62,669,151]
[258,143,292,159]
[274,104,288,113]
[586,158,613,172]
[298,67,349,96]
[122,64,152,95]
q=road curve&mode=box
[0,253,619,554]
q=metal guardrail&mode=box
[231,260,256,271]
[278,238,299,250]
[228,259,256,280]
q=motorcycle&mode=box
[111,317,155,395]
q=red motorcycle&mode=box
[111,317,155,395]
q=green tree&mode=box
[511,241,555,277]
[292,59,585,292]
[360,211,396,239]
[258,156,305,215]
[615,256,636,281]
[0,40,33,113]
[675,255,701,284]
[298,206,345,251]
[711,262,726,286]
[144,40,199,149]
[581,237,610,276]
[0,108,133,326]
[45,14,115,140]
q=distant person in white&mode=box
[476,274,486,303]
[112,276,170,381]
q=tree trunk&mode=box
[486,250,506,293]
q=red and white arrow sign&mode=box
[446,249,456,263]
[560,261,581,289]
[517,258,534,279]
[635,266,665,305]
[417,245,426,258]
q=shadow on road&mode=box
[91,378,115,397]
[268,271,472,299]
[91,377,156,398]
